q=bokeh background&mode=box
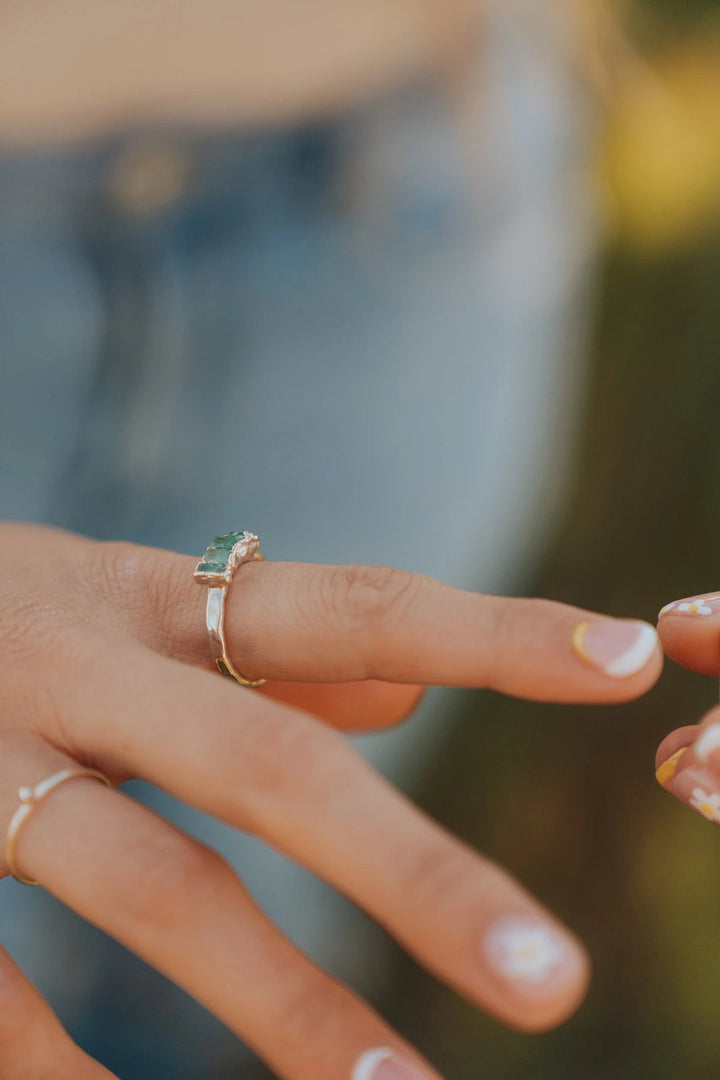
[383,3,720,1079]
[1,1,720,1078]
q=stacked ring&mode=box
[5,769,112,886]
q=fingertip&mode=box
[482,915,590,1033]
[571,619,663,701]
[655,726,699,771]
[657,594,720,675]
[504,944,591,1033]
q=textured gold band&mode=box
[5,768,112,886]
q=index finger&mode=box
[107,545,662,703]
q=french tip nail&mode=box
[605,622,658,677]
[353,1050,392,1080]
[655,747,687,789]
[352,1050,431,1080]
[573,620,658,678]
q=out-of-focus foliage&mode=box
[600,5,720,252]
[385,230,720,1080]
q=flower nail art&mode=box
[660,595,720,617]
[485,917,569,985]
[689,787,720,822]
[678,601,712,615]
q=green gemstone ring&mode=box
[194,530,266,688]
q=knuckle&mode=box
[84,540,149,618]
[83,541,185,647]
[401,838,495,914]
[271,979,359,1051]
[323,564,417,632]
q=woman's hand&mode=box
[0,524,662,1080]
[655,592,720,818]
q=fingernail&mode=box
[483,916,583,995]
[352,1049,430,1080]
[659,594,720,618]
[572,620,658,678]
[655,747,687,788]
[664,757,720,825]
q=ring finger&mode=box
[2,745,443,1080]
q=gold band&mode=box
[5,768,112,886]
[193,530,266,688]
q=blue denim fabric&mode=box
[0,12,596,1076]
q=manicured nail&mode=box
[483,916,581,994]
[352,1049,430,1080]
[572,620,657,678]
[655,747,687,788]
[659,594,720,618]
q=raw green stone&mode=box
[196,561,227,574]
[203,545,230,562]
[211,531,244,550]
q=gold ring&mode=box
[5,768,112,886]
[193,530,266,688]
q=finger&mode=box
[119,546,661,703]
[0,938,116,1077]
[261,680,425,732]
[67,647,590,1032]
[4,760,445,1080]
[654,725,698,771]
[655,708,720,825]
[657,591,720,674]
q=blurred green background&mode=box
[382,4,720,1078]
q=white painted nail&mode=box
[695,724,720,763]
[484,916,580,991]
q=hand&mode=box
[655,592,720,821]
[0,524,662,1080]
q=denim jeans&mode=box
[0,7,596,1076]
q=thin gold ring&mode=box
[5,768,112,886]
[193,530,266,688]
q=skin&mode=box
[0,0,476,144]
[0,523,664,1078]
[656,599,720,811]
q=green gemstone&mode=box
[211,531,245,550]
[203,545,229,562]
[196,532,249,576]
[196,561,227,574]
